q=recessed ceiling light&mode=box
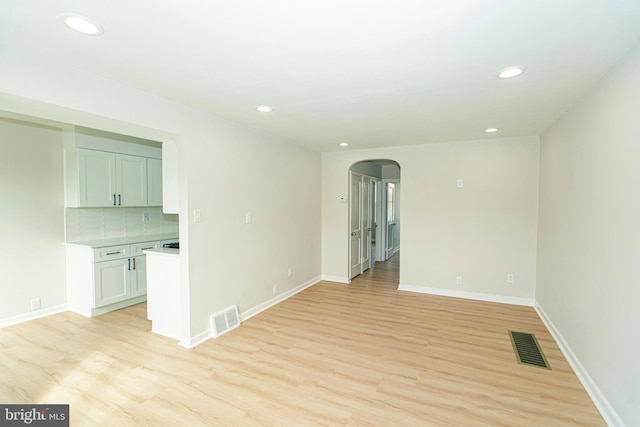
[485,128,500,133]
[256,105,273,113]
[339,142,349,147]
[60,13,104,36]
[497,66,526,79]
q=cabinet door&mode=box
[130,255,147,297]
[78,149,117,207]
[94,258,130,307]
[147,158,163,207]
[116,154,148,207]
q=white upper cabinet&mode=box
[73,149,148,207]
[147,158,163,207]
[78,149,117,207]
[116,153,148,207]
[161,141,178,214]
[64,127,162,208]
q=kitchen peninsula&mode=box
[144,246,182,341]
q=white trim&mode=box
[534,302,625,427]
[398,284,534,306]
[88,295,147,317]
[179,329,209,349]
[240,275,322,322]
[321,275,349,284]
[178,276,323,349]
[0,304,69,328]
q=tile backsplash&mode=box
[65,207,178,242]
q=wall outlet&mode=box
[193,209,201,223]
[288,267,293,278]
[272,284,278,295]
[455,276,463,285]
[456,179,464,189]
[245,212,252,224]
[142,212,150,222]
[507,274,514,284]
[30,298,41,311]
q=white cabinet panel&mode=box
[94,258,130,307]
[147,158,163,207]
[131,255,147,297]
[116,154,148,207]
[78,149,116,207]
[66,148,161,208]
[94,245,129,262]
[131,241,161,256]
[161,141,178,214]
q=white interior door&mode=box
[349,172,362,279]
[361,177,372,272]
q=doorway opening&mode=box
[348,160,400,285]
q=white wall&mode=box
[537,45,640,426]
[0,53,322,342]
[323,136,540,303]
[0,118,66,320]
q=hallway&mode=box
[351,251,400,290]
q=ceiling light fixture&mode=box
[256,105,273,113]
[60,13,104,36]
[485,128,500,133]
[339,142,349,147]
[497,66,526,79]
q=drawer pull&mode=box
[141,247,153,250]
[106,251,121,255]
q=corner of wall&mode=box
[534,301,625,427]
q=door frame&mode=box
[381,178,400,261]
[348,160,400,282]
[348,171,363,280]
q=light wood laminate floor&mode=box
[1,253,604,426]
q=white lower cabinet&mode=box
[67,239,163,317]
[94,258,130,307]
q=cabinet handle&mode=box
[132,257,136,270]
[141,247,153,250]
[106,251,121,255]
[113,194,116,206]
[128,258,131,271]
[118,194,122,206]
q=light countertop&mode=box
[65,233,178,249]
[144,247,180,257]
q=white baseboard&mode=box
[179,329,210,349]
[534,303,624,427]
[240,275,322,322]
[179,276,323,349]
[0,304,69,328]
[320,275,349,284]
[398,284,534,306]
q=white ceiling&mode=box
[2,0,640,152]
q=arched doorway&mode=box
[348,160,400,284]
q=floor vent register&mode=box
[508,331,551,370]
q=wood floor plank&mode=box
[0,252,605,426]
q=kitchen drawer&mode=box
[94,245,129,262]
[131,241,162,256]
